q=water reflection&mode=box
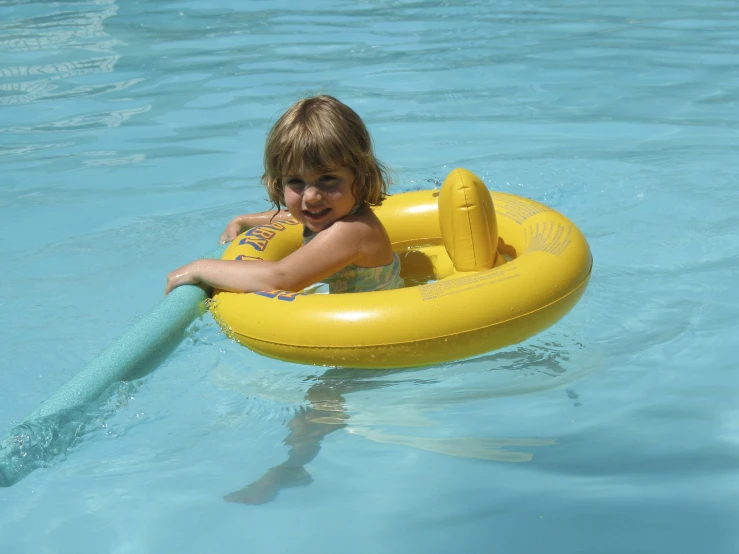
[0,0,118,51]
[0,0,123,105]
[223,368,389,505]
[223,338,591,505]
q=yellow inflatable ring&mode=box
[211,168,592,368]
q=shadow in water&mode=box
[223,367,400,505]
[223,339,592,505]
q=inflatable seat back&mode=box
[438,168,499,272]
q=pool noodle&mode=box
[0,245,227,487]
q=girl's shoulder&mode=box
[330,206,388,241]
[335,205,394,264]
[345,202,384,227]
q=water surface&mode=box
[1,0,739,552]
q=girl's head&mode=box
[262,95,390,208]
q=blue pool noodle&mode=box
[0,245,227,487]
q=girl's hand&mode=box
[165,260,203,295]
[219,217,247,245]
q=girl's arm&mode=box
[166,219,364,295]
[219,209,292,244]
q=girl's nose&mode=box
[303,184,323,204]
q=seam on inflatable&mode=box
[239,262,592,351]
[461,179,476,269]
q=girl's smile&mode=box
[283,166,357,232]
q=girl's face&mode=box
[282,166,357,233]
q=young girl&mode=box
[165,95,404,295]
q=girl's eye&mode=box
[286,179,304,188]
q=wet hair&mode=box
[262,95,391,208]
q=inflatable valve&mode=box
[438,168,499,272]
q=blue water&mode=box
[2,0,739,551]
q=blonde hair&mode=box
[262,95,391,208]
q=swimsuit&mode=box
[302,223,404,294]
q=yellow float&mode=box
[210,168,592,368]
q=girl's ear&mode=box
[353,174,368,201]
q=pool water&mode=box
[2,0,739,552]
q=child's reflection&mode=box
[223,368,395,505]
[223,343,576,505]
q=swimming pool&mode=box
[2,0,738,551]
